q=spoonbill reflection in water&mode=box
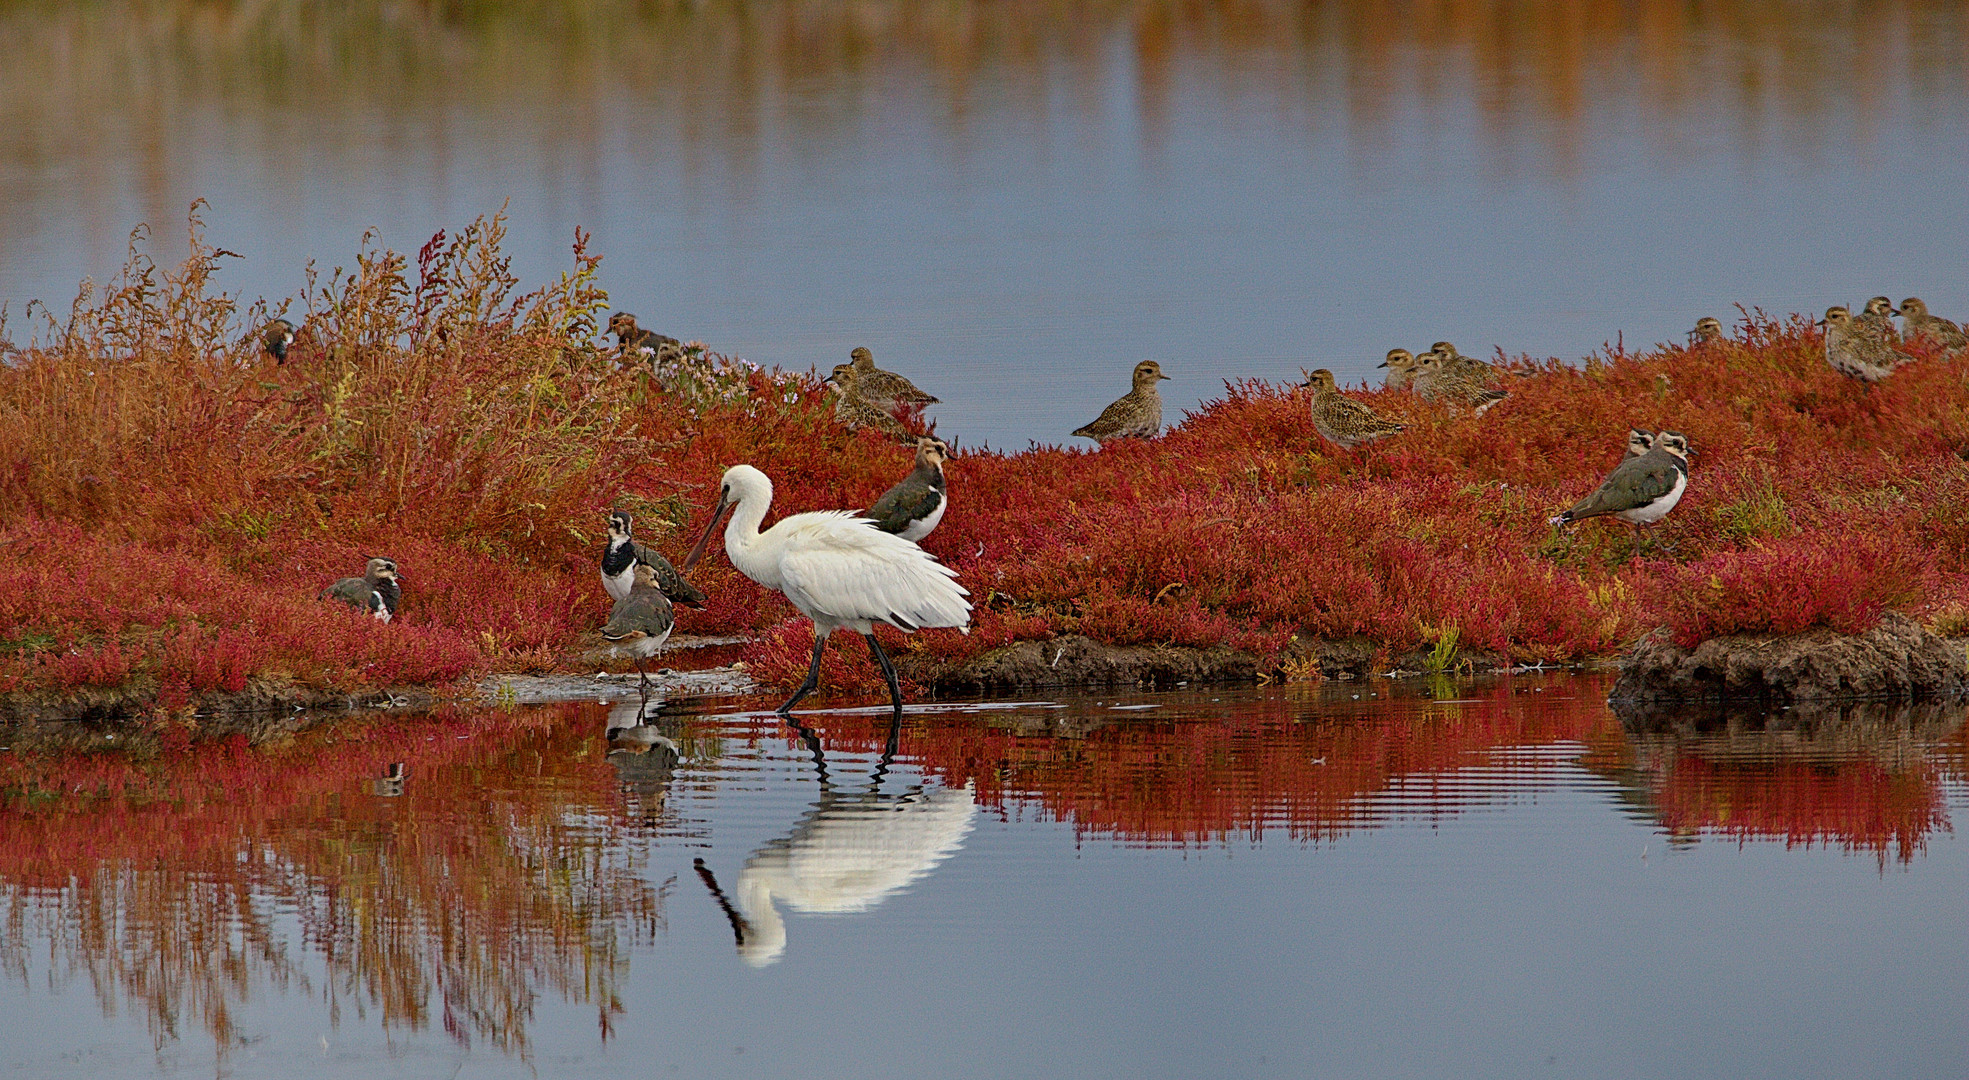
[696,716,976,967]
[684,464,969,719]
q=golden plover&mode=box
[1688,317,1723,345]
[1898,297,1967,352]
[1550,431,1691,550]
[867,437,949,542]
[601,511,707,607]
[320,556,402,622]
[609,312,681,360]
[602,561,677,695]
[1854,296,1900,344]
[1073,361,1170,445]
[828,364,916,442]
[1305,368,1405,450]
[848,346,940,414]
[1413,351,1508,415]
[1378,348,1421,391]
[1823,306,1912,383]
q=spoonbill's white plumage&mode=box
[684,464,969,718]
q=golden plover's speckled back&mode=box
[849,346,940,414]
[1413,351,1508,415]
[1854,296,1900,345]
[1898,297,1968,353]
[1823,306,1912,383]
[1072,361,1170,445]
[828,364,918,442]
[1304,368,1405,450]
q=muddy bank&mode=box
[0,678,439,727]
[907,633,1521,692]
[481,665,757,705]
[1609,614,1969,704]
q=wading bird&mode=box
[683,464,970,719]
[601,561,676,695]
[608,312,681,358]
[1073,360,1170,445]
[1624,428,1656,460]
[1689,317,1723,345]
[827,364,917,442]
[320,556,402,622]
[1378,348,1421,391]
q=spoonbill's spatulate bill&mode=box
[684,464,969,718]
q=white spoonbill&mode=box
[683,464,970,718]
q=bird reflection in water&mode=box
[370,761,406,797]
[606,698,688,828]
[696,714,975,967]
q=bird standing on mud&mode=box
[683,464,970,720]
[1304,368,1405,450]
[1550,430,1691,552]
[602,561,676,695]
[601,511,707,608]
[866,437,949,542]
[320,557,402,622]
[1073,360,1170,445]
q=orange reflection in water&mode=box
[1,681,1961,1061]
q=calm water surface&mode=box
[3,676,1965,1079]
[3,2,1968,447]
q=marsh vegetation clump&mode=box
[6,214,1969,710]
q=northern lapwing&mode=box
[1073,361,1169,445]
[827,364,917,442]
[1550,430,1691,552]
[602,561,677,695]
[1688,317,1723,345]
[1304,368,1405,450]
[1378,348,1421,391]
[847,346,939,415]
[1823,306,1913,383]
[608,313,682,360]
[1413,351,1508,415]
[602,511,708,607]
[1899,298,1967,353]
[261,319,296,364]
[320,557,402,622]
[1854,296,1901,344]
[867,437,949,542]
[1624,428,1656,460]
